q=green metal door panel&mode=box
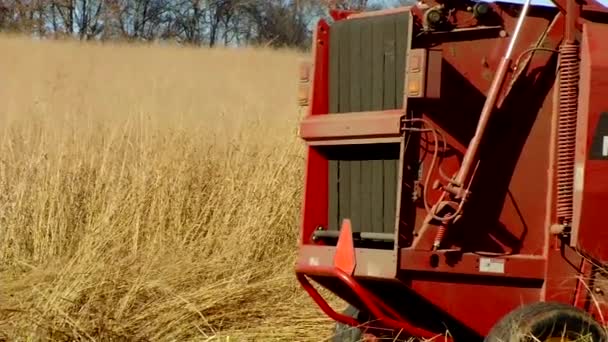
[326,12,410,234]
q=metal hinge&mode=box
[399,115,409,134]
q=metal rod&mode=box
[565,0,579,43]
[312,230,396,242]
[452,0,533,188]
[505,0,534,59]
[296,267,451,340]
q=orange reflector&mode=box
[408,79,421,96]
[334,219,356,275]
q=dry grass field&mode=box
[0,34,344,341]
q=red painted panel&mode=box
[295,4,608,339]
[309,20,329,118]
[545,247,583,304]
[300,20,330,245]
[573,22,608,263]
[408,12,564,256]
[408,279,541,336]
[400,250,546,280]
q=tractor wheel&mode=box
[484,301,607,342]
[332,305,364,342]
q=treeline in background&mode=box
[0,0,410,49]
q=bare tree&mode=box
[0,0,391,48]
[320,0,369,10]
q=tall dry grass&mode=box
[0,35,340,341]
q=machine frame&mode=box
[295,0,608,340]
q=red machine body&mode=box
[295,0,608,340]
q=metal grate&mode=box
[326,12,410,234]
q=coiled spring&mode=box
[556,42,580,224]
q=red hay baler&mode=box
[294,0,608,341]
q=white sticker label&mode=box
[479,257,505,274]
[309,257,319,266]
[603,136,608,157]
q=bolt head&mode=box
[550,224,564,235]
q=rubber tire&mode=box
[332,305,364,342]
[484,301,607,342]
